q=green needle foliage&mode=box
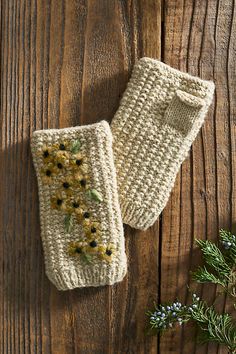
[192,266,227,287]
[146,229,236,353]
[192,302,236,351]
[194,238,231,278]
[192,230,236,299]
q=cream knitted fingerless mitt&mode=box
[111,58,215,230]
[31,121,127,290]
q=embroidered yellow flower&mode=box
[51,192,68,211]
[84,221,100,239]
[85,239,99,254]
[70,152,88,173]
[60,176,75,195]
[65,197,85,214]
[68,241,86,256]
[54,150,70,167]
[53,141,70,152]
[74,172,89,190]
[75,208,90,224]
[99,244,115,262]
[39,145,54,163]
[77,210,95,228]
[41,164,58,184]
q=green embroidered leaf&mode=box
[87,189,103,203]
[64,214,73,233]
[81,253,93,264]
[71,139,81,153]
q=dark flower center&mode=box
[57,199,62,206]
[43,150,49,158]
[80,179,86,187]
[57,163,63,169]
[76,159,82,166]
[59,143,66,150]
[84,212,90,219]
[46,169,51,176]
[90,240,97,248]
[105,249,112,256]
[63,182,69,189]
[73,202,79,208]
[75,247,82,254]
[91,227,97,233]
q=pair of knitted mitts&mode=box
[31,58,215,290]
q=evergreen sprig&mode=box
[192,302,236,351]
[192,231,236,299]
[146,229,236,352]
[147,295,236,352]
[192,266,227,287]
[194,239,231,278]
[220,229,236,267]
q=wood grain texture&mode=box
[160,1,235,354]
[0,0,234,353]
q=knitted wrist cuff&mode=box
[111,58,215,230]
[31,121,127,290]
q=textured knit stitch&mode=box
[111,58,215,230]
[31,121,127,290]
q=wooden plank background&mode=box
[0,0,234,353]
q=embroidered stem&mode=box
[64,214,73,233]
[87,189,103,203]
[71,139,81,153]
[81,253,93,264]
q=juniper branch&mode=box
[146,229,236,352]
[195,239,231,279]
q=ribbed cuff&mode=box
[122,200,162,230]
[47,260,127,290]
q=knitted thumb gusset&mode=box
[111,58,215,230]
[31,121,127,290]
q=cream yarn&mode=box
[111,58,215,230]
[31,121,127,290]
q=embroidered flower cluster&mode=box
[39,139,115,263]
